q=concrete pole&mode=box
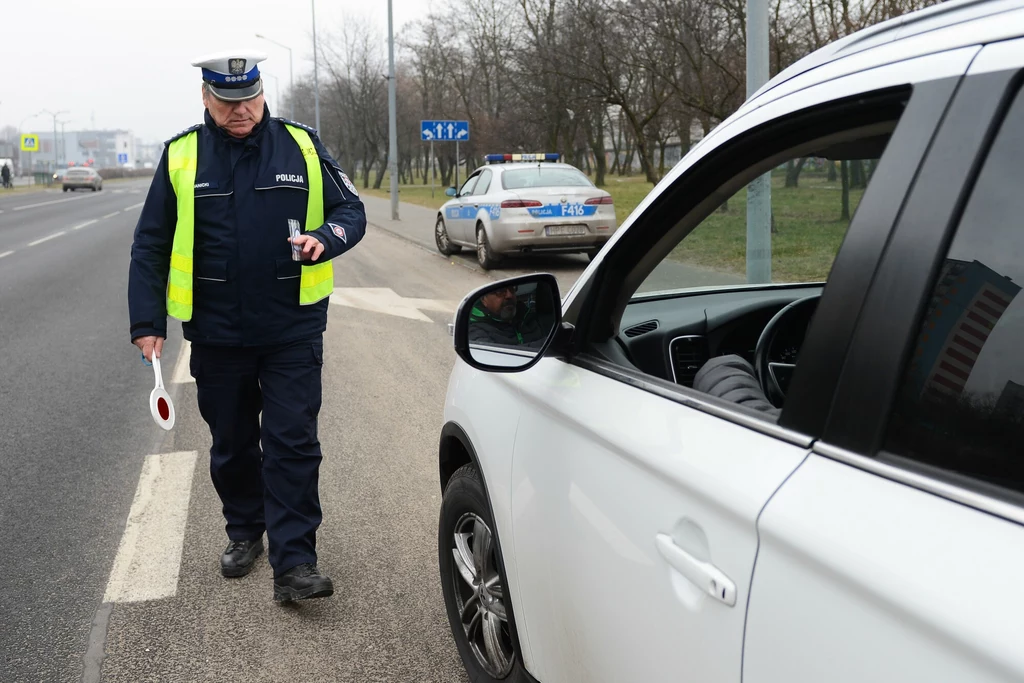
[312,0,321,133]
[388,0,399,220]
[746,0,771,283]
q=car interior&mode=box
[581,116,903,419]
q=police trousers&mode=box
[190,335,324,576]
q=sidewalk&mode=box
[360,193,438,253]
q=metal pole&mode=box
[455,139,459,192]
[430,140,435,199]
[388,0,399,220]
[256,35,296,121]
[746,0,771,283]
[312,0,321,133]
[288,47,295,121]
[52,114,58,172]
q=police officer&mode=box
[128,50,366,602]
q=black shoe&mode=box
[221,539,264,578]
[273,563,334,602]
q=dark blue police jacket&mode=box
[128,107,366,346]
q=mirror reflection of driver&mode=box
[469,285,548,348]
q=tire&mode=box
[587,250,598,262]
[439,464,526,683]
[91,186,96,192]
[63,187,68,192]
[435,215,462,256]
[476,226,501,271]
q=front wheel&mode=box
[439,465,525,683]
[435,216,462,256]
[476,226,501,271]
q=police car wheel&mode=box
[435,216,462,256]
[476,226,501,271]
[439,464,527,683]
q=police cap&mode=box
[191,50,267,102]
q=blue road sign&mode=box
[421,120,470,142]
[117,153,129,164]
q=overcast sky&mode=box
[1,0,434,142]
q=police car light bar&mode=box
[485,153,561,163]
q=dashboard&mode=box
[616,284,825,387]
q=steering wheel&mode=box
[753,295,820,408]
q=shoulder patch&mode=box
[275,117,318,136]
[165,123,203,145]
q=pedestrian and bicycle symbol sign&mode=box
[118,153,129,164]
[421,120,469,141]
[21,134,39,152]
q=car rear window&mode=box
[68,169,91,176]
[502,167,593,190]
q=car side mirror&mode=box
[445,187,457,197]
[453,274,562,373]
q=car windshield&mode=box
[502,167,593,190]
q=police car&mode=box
[434,154,616,269]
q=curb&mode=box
[365,217,499,281]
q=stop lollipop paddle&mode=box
[149,354,175,430]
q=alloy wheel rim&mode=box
[436,219,449,250]
[477,232,487,265]
[451,512,514,678]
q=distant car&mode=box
[435,154,617,269]
[63,168,102,192]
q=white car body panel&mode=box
[505,357,810,682]
[745,454,1024,683]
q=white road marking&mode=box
[72,219,99,231]
[113,189,125,194]
[171,340,195,384]
[28,231,66,246]
[102,451,198,603]
[131,190,142,195]
[329,287,458,322]
[0,250,13,259]
[124,201,145,211]
[102,211,120,219]
[12,194,98,211]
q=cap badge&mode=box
[229,59,246,75]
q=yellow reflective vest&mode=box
[164,124,333,322]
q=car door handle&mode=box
[474,203,480,208]
[655,533,736,606]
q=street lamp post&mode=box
[387,0,399,220]
[264,73,281,114]
[745,0,771,284]
[311,0,321,133]
[255,33,295,120]
[40,109,69,174]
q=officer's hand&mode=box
[133,336,164,363]
[290,234,326,262]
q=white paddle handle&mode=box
[152,354,165,391]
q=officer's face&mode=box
[202,87,266,138]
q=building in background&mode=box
[16,129,137,172]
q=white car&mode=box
[435,155,617,269]
[436,2,1024,682]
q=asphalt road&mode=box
[0,182,497,681]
